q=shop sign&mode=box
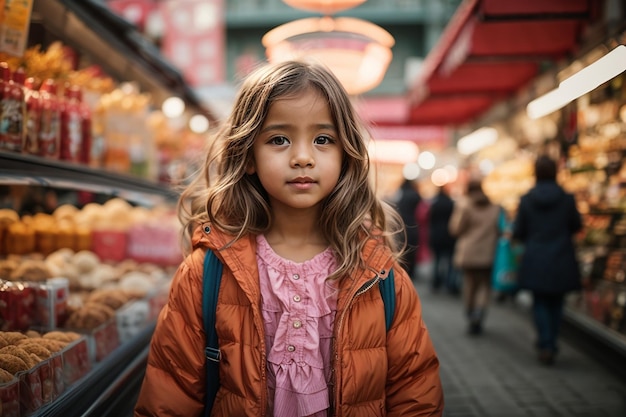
[107,0,156,31]
[160,0,225,87]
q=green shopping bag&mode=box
[492,208,522,292]
[492,236,520,292]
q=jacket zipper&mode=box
[330,275,381,416]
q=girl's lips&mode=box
[289,182,315,190]
[287,177,316,190]
[288,177,315,184]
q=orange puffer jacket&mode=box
[134,224,444,417]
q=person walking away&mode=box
[449,179,500,335]
[428,185,458,294]
[392,179,421,280]
[134,60,443,417]
[513,155,582,365]
[415,196,433,282]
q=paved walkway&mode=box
[413,275,626,417]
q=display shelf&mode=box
[0,151,178,206]
[562,306,626,381]
[33,323,155,417]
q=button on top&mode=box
[293,320,302,328]
[287,345,295,352]
[293,274,300,280]
[293,295,301,302]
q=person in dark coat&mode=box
[513,155,582,365]
[428,186,458,294]
[393,179,421,279]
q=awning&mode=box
[406,0,604,126]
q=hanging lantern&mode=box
[262,16,395,95]
[281,0,367,15]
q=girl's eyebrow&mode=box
[260,123,337,133]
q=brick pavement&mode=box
[414,278,626,417]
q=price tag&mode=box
[0,0,34,57]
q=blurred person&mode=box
[449,179,500,335]
[134,60,443,416]
[392,178,421,279]
[428,185,458,294]
[415,196,433,281]
[513,155,582,365]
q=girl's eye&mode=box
[314,135,334,145]
[269,136,289,145]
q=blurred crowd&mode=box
[390,155,582,365]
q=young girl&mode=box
[134,60,443,416]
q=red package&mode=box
[36,278,70,331]
[0,377,19,417]
[62,337,91,386]
[127,223,182,266]
[91,319,120,362]
[49,351,64,399]
[91,230,127,262]
[0,64,25,153]
[18,365,43,415]
[37,79,62,159]
[0,280,36,331]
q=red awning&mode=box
[406,0,603,126]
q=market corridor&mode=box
[414,276,626,417]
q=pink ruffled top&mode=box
[256,234,338,417]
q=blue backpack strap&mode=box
[202,249,223,417]
[379,268,396,332]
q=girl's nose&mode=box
[291,144,315,168]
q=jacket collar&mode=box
[192,222,395,294]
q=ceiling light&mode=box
[456,127,497,155]
[162,96,185,118]
[527,45,626,119]
[189,114,209,133]
[417,151,436,169]
[263,16,394,95]
[526,87,572,120]
[282,0,366,14]
[559,44,626,99]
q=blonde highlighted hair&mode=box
[178,60,402,280]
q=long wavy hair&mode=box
[178,60,403,280]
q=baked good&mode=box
[1,331,28,344]
[42,331,81,344]
[18,342,52,360]
[5,222,35,254]
[17,337,66,353]
[0,367,14,383]
[0,258,19,279]
[87,289,130,310]
[0,345,38,368]
[9,259,51,282]
[0,353,29,374]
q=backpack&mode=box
[201,249,396,416]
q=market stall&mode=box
[0,1,214,415]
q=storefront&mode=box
[404,0,626,371]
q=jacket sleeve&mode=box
[386,265,444,416]
[134,254,207,417]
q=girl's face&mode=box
[247,87,343,214]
